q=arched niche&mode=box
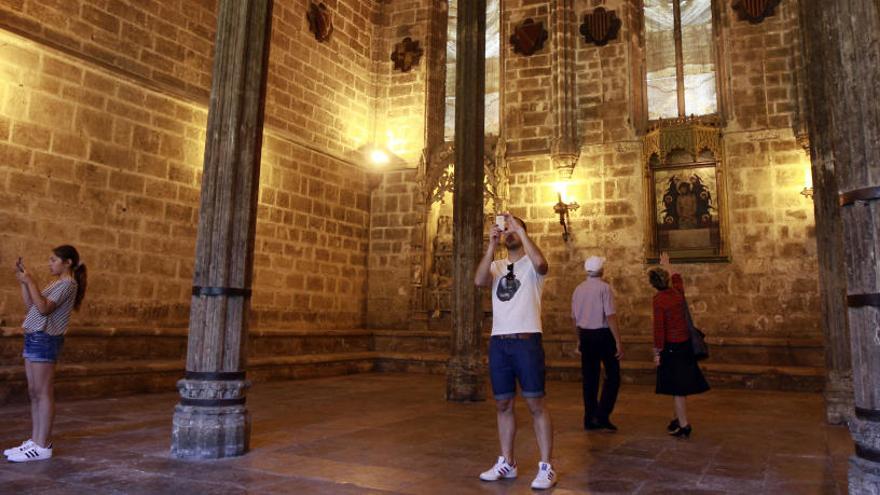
[419,137,509,327]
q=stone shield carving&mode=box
[391,37,424,72]
[307,2,333,42]
[510,18,548,56]
[579,7,621,47]
[733,0,782,24]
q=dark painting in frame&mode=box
[643,119,730,263]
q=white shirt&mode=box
[571,276,616,329]
[490,256,545,335]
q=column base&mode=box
[170,377,251,459]
[849,456,880,494]
[825,371,854,425]
[446,354,485,402]
[849,411,880,494]
[171,404,250,459]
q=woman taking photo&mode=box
[5,245,87,462]
[648,252,708,438]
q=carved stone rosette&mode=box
[579,6,622,46]
[732,0,782,24]
[391,37,424,72]
[550,0,580,179]
[510,18,549,56]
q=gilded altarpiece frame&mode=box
[643,120,729,262]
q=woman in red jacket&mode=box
[648,253,709,438]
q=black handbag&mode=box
[683,299,709,360]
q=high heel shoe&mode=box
[669,424,691,438]
[666,418,679,432]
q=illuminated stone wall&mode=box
[0,1,377,330]
[368,0,820,345]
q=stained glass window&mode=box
[445,0,501,141]
[645,0,717,120]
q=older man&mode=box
[572,256,623,432]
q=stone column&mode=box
[171,0,273,459]
[550,0,579,179]
[795,0,853,426]
[801,0,880,490]
[446,0,486,402]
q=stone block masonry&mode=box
[0,0,378,331]
[366,0,822,346]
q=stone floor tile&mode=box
[0,373,854,494]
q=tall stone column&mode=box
[550,0,579,179]
[795,0,853,426]
[801,0,880,490]
[171,0,273,459]
[446,0,486,402]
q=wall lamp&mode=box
[801,167,814,199]
[553,183,579,241]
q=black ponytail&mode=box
[53,245,88,311]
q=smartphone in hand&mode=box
[495,215,506,231]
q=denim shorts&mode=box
[22,331,65,363]
[488,333,546,400]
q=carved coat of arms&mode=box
[307,3,333,42]
[732,0,782,24]
[580,7,621,47]
[391,37,424,72]
[509,18,548,56]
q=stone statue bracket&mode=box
[307,2,333,42]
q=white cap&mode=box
[584,256,605,273]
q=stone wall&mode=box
[0,0,379,331]
[367,0,821,346]
[0,0,824,393]
[504,0,553,155]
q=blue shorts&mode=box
[488,333,546,400]
[22,331,65,363]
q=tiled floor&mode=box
[0,373,852,494]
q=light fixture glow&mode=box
[553,181,569,203]
[801,165,814,199]
[552,181,579,242]
[369,148,390,166]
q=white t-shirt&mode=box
[490,256,545,335]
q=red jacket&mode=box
[652,273,689,350]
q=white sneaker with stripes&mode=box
[479,456,517,481]
[530,461,557,490]
[7,443,52,462]
[4,439,34,457]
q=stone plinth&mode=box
[446,354,485,402]
[171,377,251,458]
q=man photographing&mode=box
[474,212,557,490]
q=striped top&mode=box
[22,278,78,336]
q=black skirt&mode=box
[656,341,710,396]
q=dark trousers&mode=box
[579,328,620,424]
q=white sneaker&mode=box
[7,443,52,462]
[4,439,34,457]
[530,462,557,490]
[479,456,517,481]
